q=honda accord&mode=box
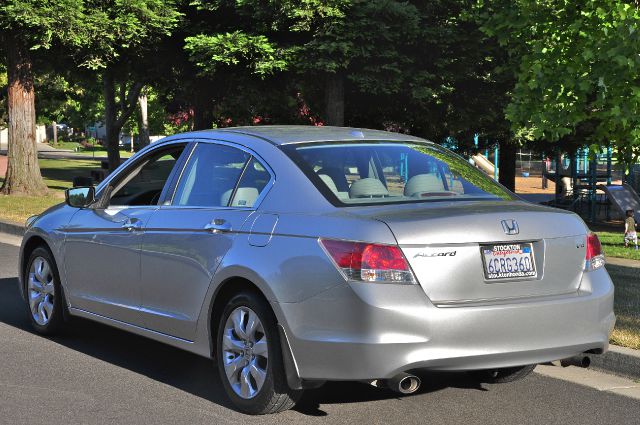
[18,126,615,414]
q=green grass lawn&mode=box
[596,231,640,260]
[604,263,640,350]
[0,158,100,223]
[0,195,62,223]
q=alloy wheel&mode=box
[27,256,55,326]
[222,306,269,399]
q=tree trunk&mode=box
[193,84,212,130]
[1,33,48,196]
[102,68,144,173]
[325,72,345,126]
[52,121,58,146]
[138,90,150,148]
[498,139,517,192]
[103,69,121,173]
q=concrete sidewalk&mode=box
[606,256,640,269]
[0,141,104,161]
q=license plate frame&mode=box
[481,242,537,281]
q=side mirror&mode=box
[65,186,96,208]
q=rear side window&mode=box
[231,158,270,207]
[172,143,271,208]
[283,142,516,206]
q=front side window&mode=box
[171,143,271,208]
[283,142,516,206]
[109,145,185,206]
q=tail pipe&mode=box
[560,355,591,368]
[367,372,422,395]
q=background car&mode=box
[19,126,615,414]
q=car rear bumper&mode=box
[275,267,615,380]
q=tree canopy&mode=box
[4,0,639,193]
[481,1,640,156]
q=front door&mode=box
[139,142,273,340]
[64,143,188,325]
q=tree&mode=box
[166,0,517,190]
[0,1,84,195]
[182,1,296,128]
[74,1,181,171]
[183,1,423,126]
[138,88,151,148]
[480,1,640,176]
[289,0,422,126]
[0,64,7,128]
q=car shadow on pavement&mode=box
[294,371,487,416]
[0,276,487,417]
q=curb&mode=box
[588,345,640,381]
[0,220,25,237]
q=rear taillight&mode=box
[319,239,416,284]
[585,233,605,271]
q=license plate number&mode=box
[481,243,536,280]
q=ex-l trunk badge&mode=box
[501,219,519,235]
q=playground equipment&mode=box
[601,184,640,222]
[468,134,500,181]
[600,184,640,223]
[543,147,614,222]
[517,150,533,177]
[471,154,496,177]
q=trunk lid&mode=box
[347,201,589,304]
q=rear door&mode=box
[139,141,274,340]
[64,143,189,325]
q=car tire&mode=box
[216,291,302,414]
[24,246,65,335]
[469,364,536,384]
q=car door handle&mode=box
[204,219,231,233]
[122,219,142,232]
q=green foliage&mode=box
[480,1,640,161]
[295,0,420,83]
[0,0,519,154]
[0,0,86,49]
[185,32,287,76]
[78,0,183,70]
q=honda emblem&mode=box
[501,219,519,235]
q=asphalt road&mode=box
[1,241,639,425]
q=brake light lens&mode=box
[319,239,416,284]
[585,233,605,271]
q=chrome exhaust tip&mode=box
[364,372,422,394]
[560,355,591,368]
[387,373,422,394]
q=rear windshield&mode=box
[283,141,516,206]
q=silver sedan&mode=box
[18,126,615,414]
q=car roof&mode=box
[172,125,428,146]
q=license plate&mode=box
[481,243,536,280]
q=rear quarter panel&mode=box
[192,211,398,356]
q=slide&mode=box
[600,183,640,222]
[471,154,496,176]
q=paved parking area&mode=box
[1,241,639,425]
